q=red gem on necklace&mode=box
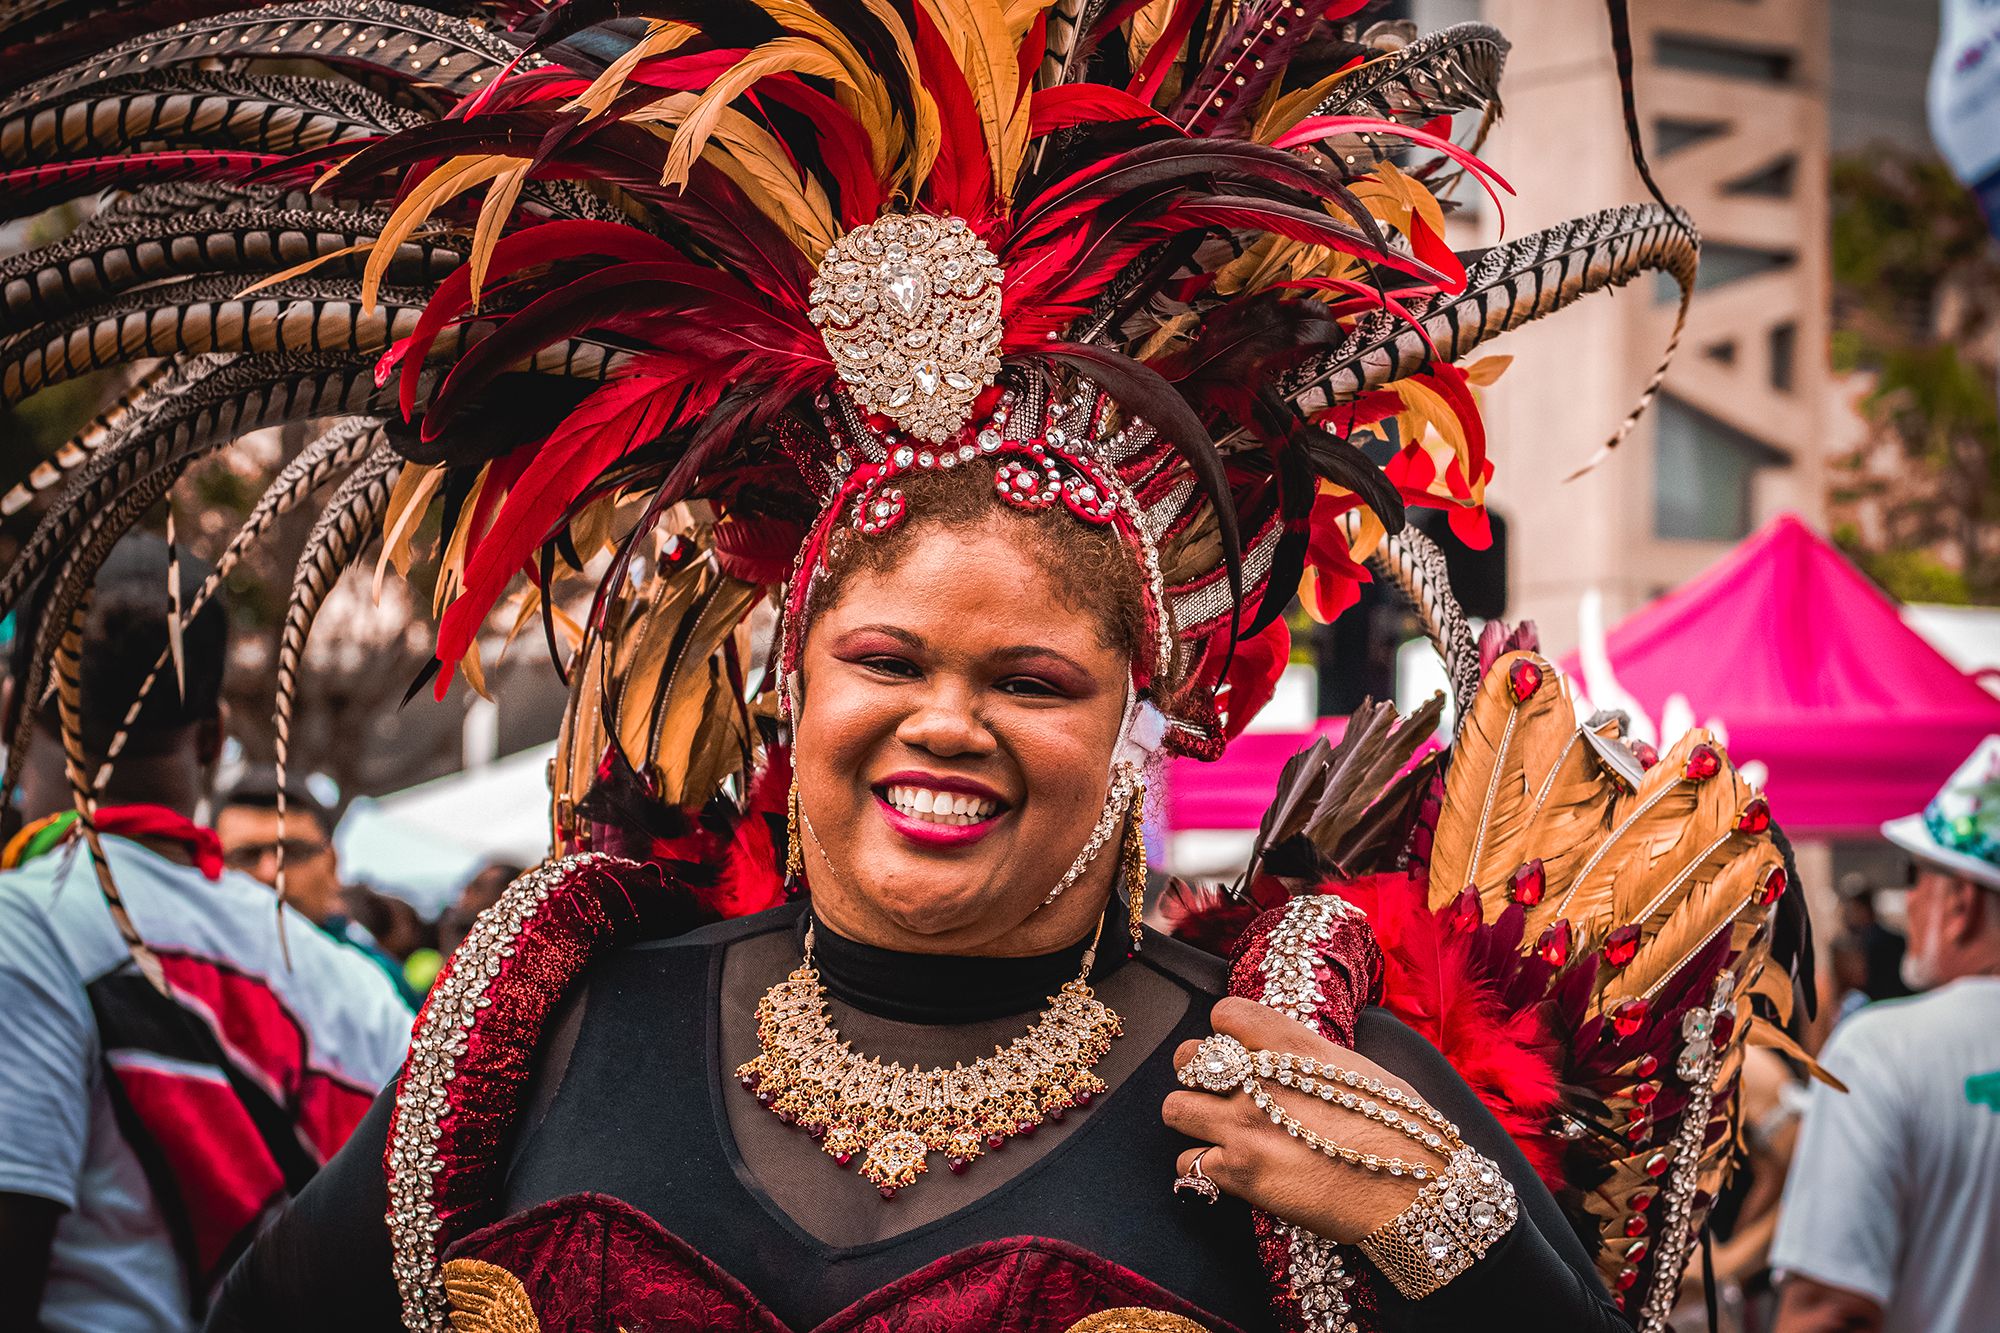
[879,1186,898,1200]
[987,1133,1007,1151]
[948,1157,970,1175]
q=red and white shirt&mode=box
[0,834,413,1331]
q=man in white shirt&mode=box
[1771,737,2000,1333]
[0,535,412,1332]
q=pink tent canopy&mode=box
[1163,719,1442,832]
[1564,513,2000,837]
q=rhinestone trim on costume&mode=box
[1256,896,1368,1333]
[387,855,607,1333]
[1635,970,1735,1333]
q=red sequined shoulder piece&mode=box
[1226,894,1387,1333]
[384,853,664,1333]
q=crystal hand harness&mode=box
[736,921,1123,1198]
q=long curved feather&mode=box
[90,418,386,794]
[1260,204,1698,458]
[53,595,167,990]
[270,445,400,947]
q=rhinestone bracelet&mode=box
[1355,1146,1519,1300]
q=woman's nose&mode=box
[894,686,995,757]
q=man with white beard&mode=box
[1771,738,2000,1333]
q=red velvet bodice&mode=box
[450,1192,1240,1332]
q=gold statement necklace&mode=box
[735,920,1124,1198]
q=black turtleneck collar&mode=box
[800,906,1133,1024]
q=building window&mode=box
[1653,394,1788,541]
[1655,243,1794,302]
[1768,322,1797,392]
[1655,34,1795,83]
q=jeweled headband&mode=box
[775,211,1194,750]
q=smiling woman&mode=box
[795,482,1140,956]
[0,1,1803,1330]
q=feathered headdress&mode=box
[1,0,1693,934]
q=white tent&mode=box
[336,742,556,916]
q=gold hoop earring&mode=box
[1122,780,1147,950]
[785,775,804,884]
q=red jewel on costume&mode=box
[1611,997,1648,1038]
[1510,859,1546,906]
[1624,1213,1650,1238]
[1737,798,1771,833]
[1629,1188,1657,1212]
[1759,866,1788,906]
[1508,658,1543,702]
[1631,740,1661,771]
[1683,743,1721,782]
[1632,1080,1660,1106]
[1537,919,1572,968]
[1634,1053,1659,1079]
[1604,925,1641,969]
[1626,1239,1650,1264]
[1616,1266,1640,1292]
[1450,887,1483,931]
[1644,1151,1671,1177]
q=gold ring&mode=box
[1172,1147,1221,1204]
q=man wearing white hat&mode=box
[1772,737,2000,1333]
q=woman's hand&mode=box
[1161,996,1450,1244]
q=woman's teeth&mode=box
[883,785,998,825]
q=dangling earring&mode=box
[1122,780,1147,950]
[785,775,804,885]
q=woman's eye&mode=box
[997,676,1064,699]
[859,656,920,679]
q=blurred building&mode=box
[1433,0,1825,650]
[1386,1,1937,658]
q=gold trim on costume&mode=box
[1063,1309,1213,1333]
[440,1258,541,1333]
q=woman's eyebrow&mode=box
[841,623,926,650]
[992,644,1090,674]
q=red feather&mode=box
[714,748,792,919]
[1276,116,1513,226]
[1127,0,1204,105]
[1029,84,1179,137]
[386,220,681,421]
[436,376,679,680]
[1327,875,1566,1190]
[911,1,993,222]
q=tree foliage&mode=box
[1829,150,2000,604]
